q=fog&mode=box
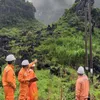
[27,0,100,25]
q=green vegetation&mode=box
[0,0,100,100]
[0,0,36,28]
[0,68,100,100]
[0,68,76,100]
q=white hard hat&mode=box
[21,60,29,66]
[77,66,85,74]
[6,54,16,61]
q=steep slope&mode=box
[0,1,100,100]
[0,0,37,27]
[0,0,44,65]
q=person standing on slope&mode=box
[18,60,30,100]
[75,66,89,100]
[18,59,38,100]
[2,54,16,100]
[28,59,38,100]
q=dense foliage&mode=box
[0,0,36,27]
[0,1,100,99]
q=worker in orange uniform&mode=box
[18,60,30,100]
[75,66,89,100]
[2,54,16,100]
[28,59,38,100]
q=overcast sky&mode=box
[27,0,100,25]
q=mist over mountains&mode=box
[28,0,100,25]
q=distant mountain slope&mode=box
[0,0,36,27]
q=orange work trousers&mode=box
[18,85,29,100]
[28,83,38,100]
[4,86,14,100]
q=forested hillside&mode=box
[0,0,100,100]
[0,0,36,27]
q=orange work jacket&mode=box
[28,69,38,100]
[18,68,30,100]
[75,75,89,100]
[2,64,16,100]
[2,64,16,89]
